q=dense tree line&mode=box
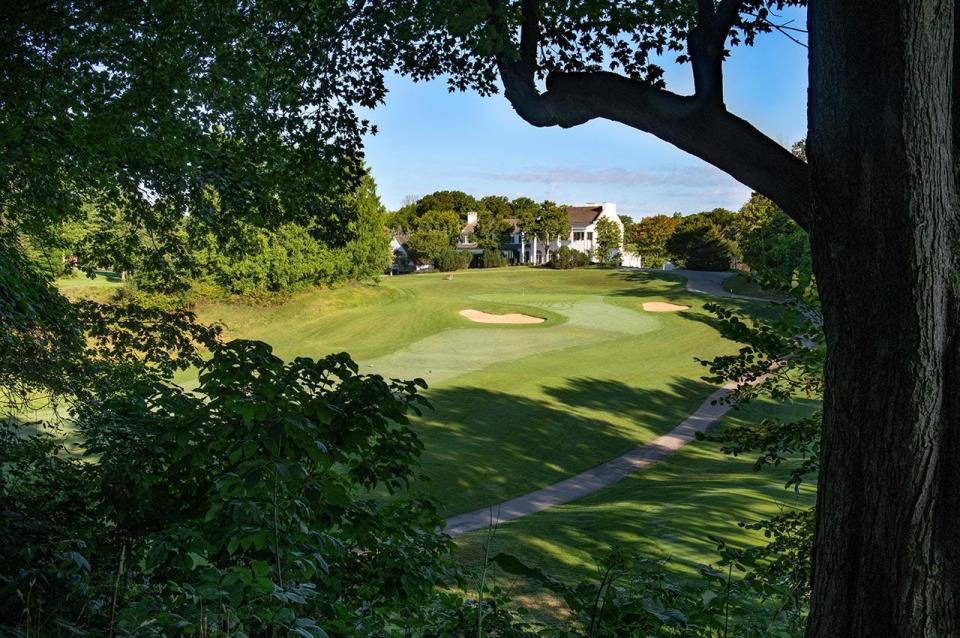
[626,195,812,284]
[393,190,570,270]
[29,175,392,300]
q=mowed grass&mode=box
[189,268,773,516]
[59,268,790,522]
[453,397,819,585]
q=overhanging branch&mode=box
[493,0,810,227]
[498,63,810,228]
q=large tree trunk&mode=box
[806,1,960,635]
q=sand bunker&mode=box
[459,309,545,324]
[642,302,690,312]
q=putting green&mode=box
[362,295,659,385]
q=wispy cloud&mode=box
[476,164,739,193]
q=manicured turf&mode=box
[188,268,769,516]
[60,268,797,523]
[59,267,820,610]
[56,269,124,289]
[453,397,819,582]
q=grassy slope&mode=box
[192,268,772,516]
[61,268,796,522]
[453,397,819,583]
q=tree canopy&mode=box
[633,214,681,268]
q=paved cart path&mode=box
[445,270,764,537]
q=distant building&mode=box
[392,201,642,272]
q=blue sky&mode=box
[362,7,807,219]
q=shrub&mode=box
[1,340,451,636]
[549,246,590,269]
[480,248,507,268]
[435,248,473,271]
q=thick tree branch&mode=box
[492,0,808,226]
[497,60,811,228]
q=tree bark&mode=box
[806,1,960,635]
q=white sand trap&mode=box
[459,308,545,324]
[642,301,690,312]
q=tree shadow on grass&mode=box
[410,375,724,517]
[454,397,820,587]
[540,376,716,426]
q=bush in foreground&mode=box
[1,340,450,636]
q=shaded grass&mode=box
[452,397,819,582]
[191,268,772,515]
[722,272,787,301]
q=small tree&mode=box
[434,248,473,271]
[406,230,452,265]
[593,217,622,267]
[633,214,680,268]
[667,213,737,270]
[415,209,462,244]
[519,201,570,262]
[736,192,811,284]
[480,249,507,268]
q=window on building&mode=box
[572,231,585,241]
[587,232,594,241]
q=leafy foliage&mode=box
[481,249,509,268]
[1,1,411,278]
[666,211,738,271]
[493,549,806,636]
[189,175,391,297]
[692,283,824,621]
[633,214,681,268]
[435,249,475,272]
[736,193,812,286]
[0,239,218,412]
[392,1,804,95]
[2,341,452,636]
[520,201,571,249]
[549,245,590,269]
[594,217,623,267]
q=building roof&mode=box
[567,205,603,226]
[460,221,477,236]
